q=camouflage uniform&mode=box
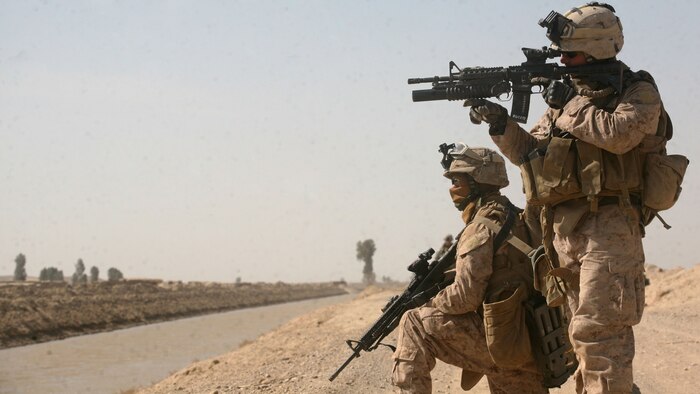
[490,76,660,393]
[391,195,547,394]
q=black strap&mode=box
[493,202,517,251]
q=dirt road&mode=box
[138,264,700,394]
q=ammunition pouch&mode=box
[519,137,643,208]
[642,152,688,211]
[482,283,532,368]
[530,245,567,307]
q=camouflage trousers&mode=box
[554,204,646,394]
[391,306,547,394]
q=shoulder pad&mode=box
[457,221,491,256]
[476,199,508,224]
[626,69,659,91]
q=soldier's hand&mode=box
[541,79,576,109]
[465,99,507,125]
[464,99,508,135]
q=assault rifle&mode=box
[329,233,460,382]
[407,47,625,123]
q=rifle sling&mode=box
[471,208,534,256]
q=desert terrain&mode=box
[138,264,700,394]
[0,280,346,349]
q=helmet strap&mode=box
[459,177,482,209]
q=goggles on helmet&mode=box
[439,142,487,170]
[538,11,573,46]
[539,3,621,48]
[439,143,456,170]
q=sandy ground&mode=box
[138,264,700,394]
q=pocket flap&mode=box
[664,154,689,178]
[542,137,573,187]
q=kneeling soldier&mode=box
[391,143,547,394]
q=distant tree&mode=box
[89,266,99,283]
[39,268,48,281]
[39,267,64,282]
[107,267,124,282]
[71,259,88,285]
[235,276,242,284]
[14,253,27,281]
[356,239,376,285]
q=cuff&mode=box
[491,119,519,140]
[488,119,508,135]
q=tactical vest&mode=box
[518,70,687,224]
[464,198,535,370]
[467,198,576,388]
[477,201,536,304]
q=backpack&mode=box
[624,70,689,227]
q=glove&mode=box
[465,100,508,135]
[542,80,577,109]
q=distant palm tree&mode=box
[356,239,376,285]
[72,259,88,285]
[14,253,27,281]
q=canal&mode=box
[0,294,353,394]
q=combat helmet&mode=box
[439,143,509,188]
[539,2,623,60]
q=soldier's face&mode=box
[449,174,472,209]
[560,51,587,66]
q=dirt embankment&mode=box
[0,280,347,349]
[138,264,700,394]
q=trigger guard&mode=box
[490,81,512,101]
[496,92,512,102]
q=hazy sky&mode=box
[2,0,698,283]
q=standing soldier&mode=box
[391,143,547,393]
[467,3,662,393]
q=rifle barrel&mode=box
[329,350,360,381]
[407,76,452,84]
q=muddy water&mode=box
[0,294,353,394]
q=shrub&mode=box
[107,267,124,282]
[90,266,99,283]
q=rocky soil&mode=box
[0,280,347,349]
[138,264,700,394]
